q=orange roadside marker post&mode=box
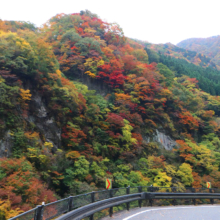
[207,182,211,188]
[106,178,112,189]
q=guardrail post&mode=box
[149,185,154,192]
[145,192,153,207]
[172,187,177,206]
[138,186,142,208]
[126,186,130,211]
[209,188,214,205]
[68,196,73,212]
[109,189,113,217]
[148,186,154,206]
[34,205,44,220]
[90,192,95,220]
[191,188,196,205]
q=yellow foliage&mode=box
[84,58,93,67]
[0,76,5,83]
[0,199,23,219]
[97,59,104,67]
[44,142,53,149]
[153,172,172,188]
[85,71,96,78]
[160,88,172,96]
[20,88,32,101]
[27,148,38,158]
[56,69,62,78]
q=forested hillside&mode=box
[144,42,216,69]
[146,49,220,96]
[1,11,220,218]
[136,40,220,95]
[177,35,220,69]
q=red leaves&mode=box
[99,64,111,73]
[97,68,126,88]
[122,54,137,73]
[62,125,87,147]
[105,113,125,128]
[105,131,122,139]
[71,46,77,50]
[109,70,127,88]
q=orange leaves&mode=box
[65,151,81,160]
[102,47,114,58]
[115,93,131,102]
[192,172,202,188]
[200,110,215,119]
[176,139,193,161]
[109,58,124,71]
[120,44,134,54]
[0,157,56,209]
[178,111,199,130]
[148,155,165,169]
[144,119,157,128]
[24,131,39,140]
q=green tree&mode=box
[177,163,193,186]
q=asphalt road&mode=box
[102,205,220,220]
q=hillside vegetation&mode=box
[177,35,220,69]
[1,11,220,217]
[140,41,220,95]
[145,42,217,69]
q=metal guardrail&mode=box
[56,192,220,220]
[9,186,220,220]
[56,193,144,220]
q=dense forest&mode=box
[138,41,220,95]
[177,35,220,69]
[1,11,220,218]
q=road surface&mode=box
[102,205,220,220]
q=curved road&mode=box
[102,205,220,220]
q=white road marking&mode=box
[123,206,220,220]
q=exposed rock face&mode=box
[29,93,61,150]
[144,129,177,150]
[0,92,62,158]
[0,131,12,157]
[82,74,111,96]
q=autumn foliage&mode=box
[1,10,220,217]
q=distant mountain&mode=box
[177,35,220,69]
[132,40,220,95]
[142,41,217,69]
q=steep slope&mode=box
[1,11,220,217]
[177,35,220,69]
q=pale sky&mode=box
[0,0,219,45]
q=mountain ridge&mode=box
[177,35,220,69]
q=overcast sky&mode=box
[0,0,219,45]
